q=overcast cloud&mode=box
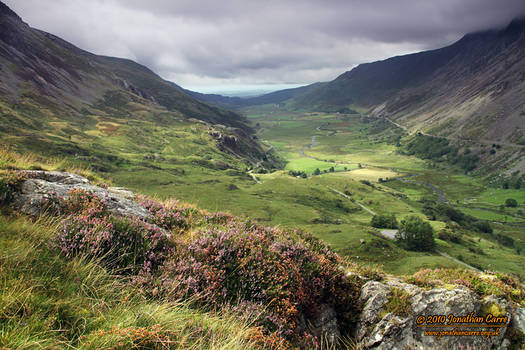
[5,0,525,92]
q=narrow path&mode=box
[436,250,481,272]
[328,187,377,215]
[247,170,261,184]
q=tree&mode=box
[396,215,435,251]
[505,198,518,208]
[371,214,398,229]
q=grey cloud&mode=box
[5,0,525,88]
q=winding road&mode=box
[397,177,450,204]
[329,186,480,272]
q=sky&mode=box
[5,0,525,94]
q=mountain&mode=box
[183,83,323,110]
[297,18,525,144]
[0,1,276,168]
[200,18,525,145]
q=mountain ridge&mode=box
[190,18,525,149]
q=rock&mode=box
[108,187,136,200]
[510,307,525,334]
[355,281,391,340]
[313,304,340,346]
[13,171,150,220]
[355,280,512,349]
[301,304,340,347]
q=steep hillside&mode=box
[0,1,276,169]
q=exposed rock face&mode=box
[309,304,340,347]
[511,307,525,335]
[13,171,150,220]
[355,279,514,349]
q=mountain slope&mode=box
[0,1,277,168]
[0,1,247,129]
[209,18,525,147]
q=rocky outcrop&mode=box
[301,304,341,347]
[13,171,150,219]
[355,279,516,349]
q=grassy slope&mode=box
[1,140,523,349]
[0,214,261,349]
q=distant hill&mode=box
[183,83,323,110]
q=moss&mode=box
[480,302,505,318]
[442,283,456,290]
[381,288,411,318]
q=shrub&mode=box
[422,200,491,233]
[437,230,462,243]
[473,221,493,234]
[46,191,363,348]
[157,222,361,346]
[140,198,191,231]
[403,134,478,171]
[53,190,174,273]
[495,233,514,248]
[0,171,27,205]
[505,198,518,208]
[371,214,398,229]
[360,179,374,188]
[396,215,435,251]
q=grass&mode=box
[244,110,525,277]
[459,207,524,223]
[2,97,525,279]
[0,214,264,350]
[1,111,524,348]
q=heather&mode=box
[52,189,174,274]
[0,214,263,350]
[155,224,361,347]
[15,183,363,348]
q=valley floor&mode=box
[145,109,524,278]
[2,103,523,278]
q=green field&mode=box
[3,99,524,278]
[229,110,525,277]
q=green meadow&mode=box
[3,95,524,278]
[105,109,525,278]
